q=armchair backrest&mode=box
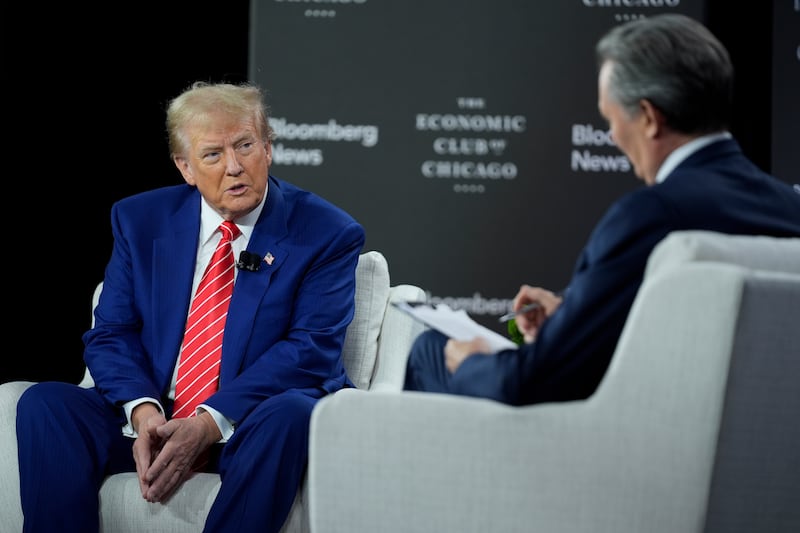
[646,230,800,276]
[592,230,800,532]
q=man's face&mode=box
[598,61,656,185]
[173,110,271,220]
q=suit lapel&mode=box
[220,178,290,383]
[153,192,202,386]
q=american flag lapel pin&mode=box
[264,252,275,266]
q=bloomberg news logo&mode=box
[571,124,630,173]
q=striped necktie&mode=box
[173,220,240,418]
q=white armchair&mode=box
[0,250,427,532]
[307,231,800,533]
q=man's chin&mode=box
[219,194,262,219]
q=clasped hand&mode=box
[131,405,221,503]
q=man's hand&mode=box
[444,337,492,373]
[131,403,168,500]
[512,285,563,343]
[138,411,221,503]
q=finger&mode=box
[155,419,178,439]
[145,457,192,503]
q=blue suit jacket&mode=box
[451,138,800,405]
[83,176,365,424]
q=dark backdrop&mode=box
[1,1,780,383]
[3,3,250,383]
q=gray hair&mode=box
[595,13,733,134]
[166,81,277,158]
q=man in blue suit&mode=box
[404,14,800,405]
[16,82,365,532]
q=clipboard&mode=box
[392,301,517,353]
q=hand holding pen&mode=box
[500,286,565,343]
[499,287,565,323]
[498,302,544,323]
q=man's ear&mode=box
[640,99,666,139]
[173,156,196,186]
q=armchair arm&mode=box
[0,381,35,531]
[368,284,427,392]
[308,388,715,533]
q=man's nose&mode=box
[224,148,244,176]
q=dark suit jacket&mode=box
[450,138,800,405]
[83,176,365,424]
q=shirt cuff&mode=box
[121,397,164,438]
[199,404,235,442]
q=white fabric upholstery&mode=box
[341,250,390,390]
[0,250,426,533]
[646,229,800,276]
[307,231,800,533]
[0,381,32,529]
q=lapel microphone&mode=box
[236,251,262,272]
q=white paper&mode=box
[393,302,517,353]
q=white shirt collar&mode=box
[655,131,732,184]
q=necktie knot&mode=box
[219,220,241,243]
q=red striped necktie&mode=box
[173,220,240,419]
